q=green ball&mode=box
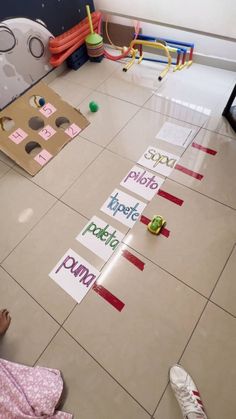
[89,101,99,112]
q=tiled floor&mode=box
[1,58,236,419]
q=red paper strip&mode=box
[157,189,184,206]
[161,227,170,238]
[93,284,125,312]
[140,215,150,226]
[175,164,204,180]
[122,249,145,271]
[140,215,170,238]
[192,142,217,155]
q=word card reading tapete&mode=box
[49,248,99,304]
[101,188,146,228]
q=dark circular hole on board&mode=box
[25,141,42,157]
[55,116,70,130]
[0,116,15,131]
[29,95,45,108]
[0,26,16,52]
[28,116,45,130]
[29,36,44,58]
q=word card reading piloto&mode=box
[138,146,180,177]
[101,188,146,228]
[49,248,99,304]
[120,165,164,201]
[76,216,125,261]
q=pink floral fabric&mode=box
[0,358,73,418]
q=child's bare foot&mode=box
[0,309,11,336]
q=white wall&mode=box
[94,0,236,39]
[94,1,236,64]
[139,22,236,61]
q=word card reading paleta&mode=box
[101,188,146,228]
[49,248,99,304]
[76,216,125,262]
[138,146,180,177]
[120,165,164,201]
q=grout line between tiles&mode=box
[102,145,142,165]
[210,299,236,319]
[56,199,90,221]
[94,60,130,90]
[152,242,236,415]
[152,298,209,417]
[152,380,170,417]
[0,264,61,328]
[0,157,12,167]
[101,83,161,152]
[13,125,231,323]
[94,59,164,106]
[33,327,62,367]
[94,71,208,131]
[75,133,107,148]
[89,118,236,213]
[169,176,236,211]
[61,303,78,327]
[125,239,236,322]
[10,166,60,200]
[208,242,236,301]
[58,146,105,200]
[94,86,154,108]
[59,190,234,310]
[2,62,235,418]
[10,140,105,203]
[59,190,210,307]
[178,301,209,361]
[0,199,58,265]
[61,326,153,417]
[204,126,236,140]
[50,85,94,111]
[0,164,13,178]
[145,104,207,130]
[58,107,142,200]
[64,59,121,91]
[122,243,208,300]
[104,106,141,149]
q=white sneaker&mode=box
[169,364,208,419]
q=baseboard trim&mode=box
[192,53,236,71]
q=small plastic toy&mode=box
[85,5,104,61]
[148,215,166,235]
[89,101,99,112]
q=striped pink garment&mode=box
[0,358,72,418]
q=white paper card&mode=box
[156,122,193,147]
[49,248,99,303]
[137,146,179,177]
[76,216,124,261]
[120,165,164,201]
[100,188,146,228]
